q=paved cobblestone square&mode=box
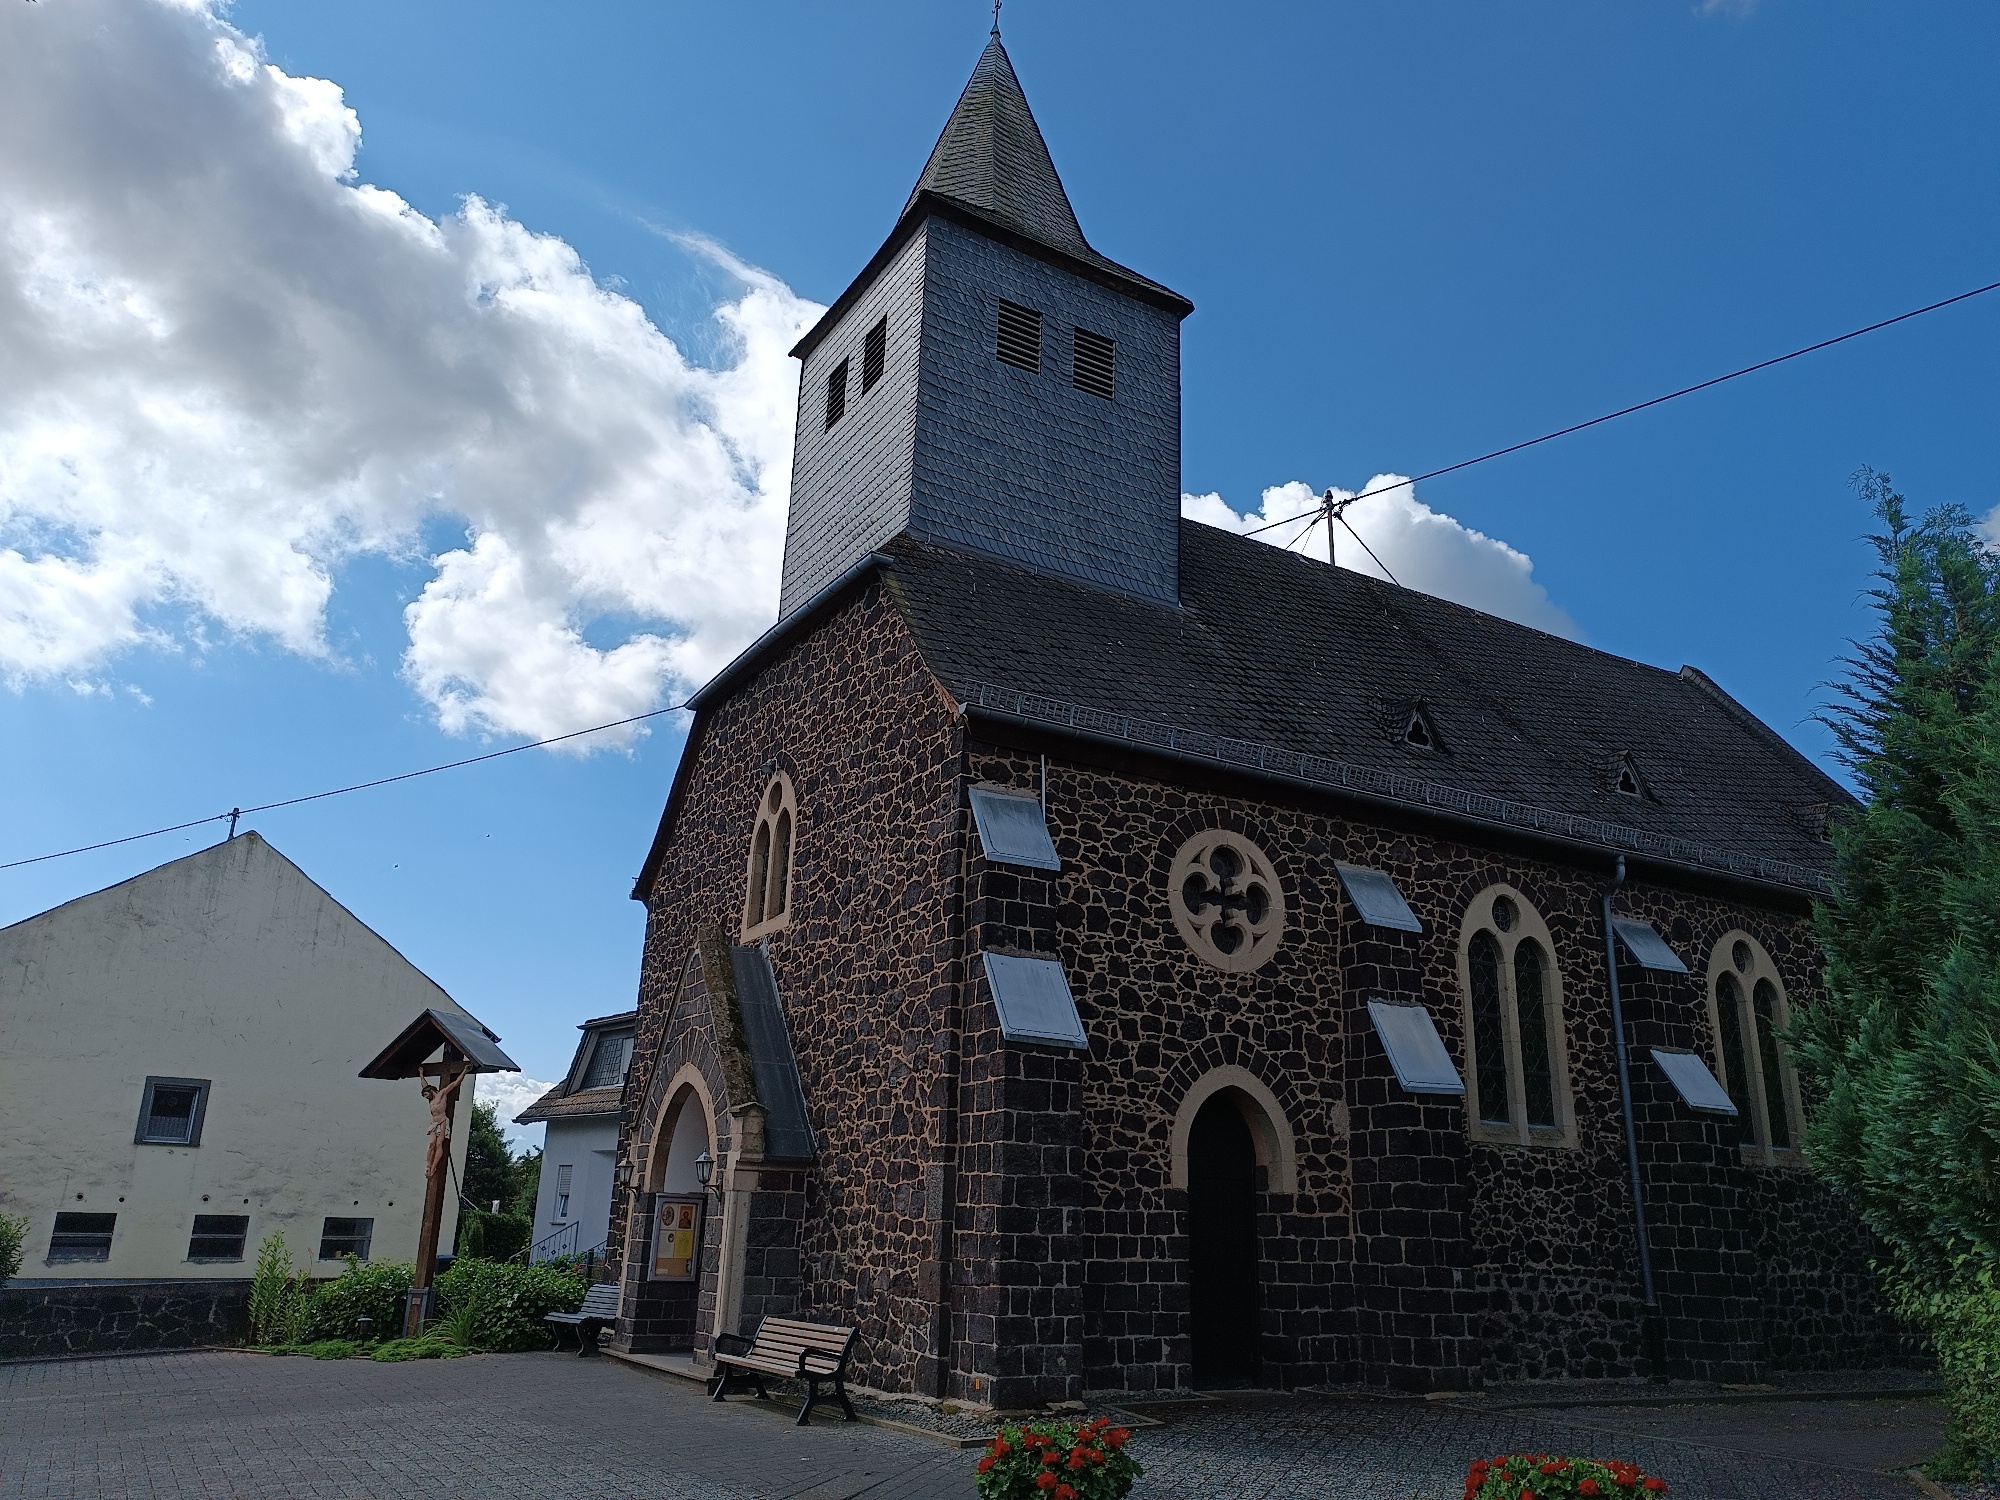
[0,1352,1945,1499]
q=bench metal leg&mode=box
[709,1367,768,1403]
[795,1375,856,1426]
[575,1318,603,1357]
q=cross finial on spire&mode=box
[991,0,1001,35]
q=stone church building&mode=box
[604,35,1903,1406]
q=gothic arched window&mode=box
[1457,885,1574,1147]
[1706,932,1801,1162]
[742,773,797,939]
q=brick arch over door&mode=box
[1167,1065,1299,1195]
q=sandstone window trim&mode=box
[1705,931,1803,1166]
[1456,884,1576,1149]
[742,773,798,940]
[1168,829,1287,974]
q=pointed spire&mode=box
[903,34,1093,262]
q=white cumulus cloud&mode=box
[1184,477,1580,640]
[0,0,819,744]
[473,1072,562,1154]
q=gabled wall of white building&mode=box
[0,833,473,1280]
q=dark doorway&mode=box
[1187,1093,1261,1386]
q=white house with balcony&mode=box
[515,1011,633,1263]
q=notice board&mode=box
[649,1194,705,1282]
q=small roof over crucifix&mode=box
[359,1006,519,1078]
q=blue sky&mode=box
[3,1,1995,1137]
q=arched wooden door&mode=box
[1187,1094,1260,1386]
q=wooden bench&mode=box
[544,1281,620,1356]
[709,1316,859,1425]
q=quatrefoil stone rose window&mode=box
[1168,830,1286,973]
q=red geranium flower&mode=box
[1642,1480,1667,1493]
[1034,1472,1059,1492]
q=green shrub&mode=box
[303,1256,413,1341]
[1464,1454,1669,1497]
[455,1208,532,1264]
[370,1335,470,1362]
[304,1339,362,1360]
[248,1232,315,1346]
[974,1418,1141,1500]
[0,1213,28,1283]
[432,1257,586,1352]
[1897,1262,2000,1480]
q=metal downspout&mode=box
[1602,856,1658,1312]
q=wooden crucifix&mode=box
[358,1006,520,1339]
[409,1051,469,1334]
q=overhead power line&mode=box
[5,279,1994,880]
[1238,277,2000,541]
[0,702,689,874]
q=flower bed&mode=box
[975,1416,1141,1500]
[1467,1454,1668,1498]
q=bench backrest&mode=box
[750,1316,856,1364]
[577,1282,622,1318]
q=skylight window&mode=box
[983,952,1087,1048]
[1335,863,1422,932]
[968,787,1061,871]
[1650,1048,1737,1115]
[1365,1000,1463,1095]
[1611,917,1688,973]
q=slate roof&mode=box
[514,1084,621,1125]
[793,36,1188,361]
[878,521,1851,892]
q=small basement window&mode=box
[48,1212,116,1263]
[318,1217,374,1261]
[824,358,849,429]
[996,299,1042,373]
[1071,326,1115,399]
[967,786,1061,871]
[187,1214,250,1262]
[861,316,887,393]
[982,952,1087,1049]
[136,1076,210,1146]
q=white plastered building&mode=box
[0,833,488,1281]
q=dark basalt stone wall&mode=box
[617,589,1913,1406]
[0,1280,250,1359]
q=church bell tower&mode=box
[778,33,1194,618]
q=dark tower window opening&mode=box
[1613,755,1646,797]
[1071,326,1115,398]
[1403,709,1436,750]
[861,317,887,393]
[825,359,849,430]
[996,299,1042,372]
[1187,1094,1260,1387]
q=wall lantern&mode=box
[693,1150,714,1191]
[615,1160,633,1188]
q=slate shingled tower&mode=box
[778,36,1194,617]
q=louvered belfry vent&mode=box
[996,299,1043,372]
[1071,326,1115,399]
[825,358,849,429]
[861,317,887,393]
